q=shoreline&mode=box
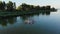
[0,9,57,17]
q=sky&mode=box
[0,0,60,8]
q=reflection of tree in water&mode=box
[0,17,17,26]
[20,11,52,24]
[8,17,17,24]
[20,13,40,24]
[21,10,51,18]
[40,10,50,15]
[21,16,34,24]
[0,18,7,26]
[20,15,28,20]
[41,11,50,15]
[45,12,50,15]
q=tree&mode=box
[0,1,3,10]
[45,5,51,10]
[34,5,40,10]
[0,1,6,10]
[13,2,16,10]
[6,1,13,11]
[2,1,6,10]
[20,3,28,11]
[30,5,34,10]
[17,6,22,10]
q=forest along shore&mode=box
[0,1,57,17]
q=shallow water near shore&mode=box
[0,10,60,34]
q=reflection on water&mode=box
[8,17,17,24]
[20,11,51,24]
[24,18,35,24]
[0,17,17,26]
[0,18,7,26]
[0,10,59,34]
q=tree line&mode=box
[0,1,16,11]
[0,1,56,11]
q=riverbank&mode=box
[0,1,57,17]
[0,9,57,17]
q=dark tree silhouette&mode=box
[2,1,6,10]
[0,1,3,10]
[20,3,28,11]
[6,1,13,11]
[45,5,50,10]
[34,5,40,10]
[0,1,57,11]
[13,2,16,10]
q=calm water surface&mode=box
[0,10,60,34]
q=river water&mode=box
[0,10,60,34]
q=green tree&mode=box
[20,3,31,11]
[13,2,16,10]
[20,3,27,11]
[0,1,3,10]
[17,6,22,10]
[0,1,6,10]
[6,1,13,11]
[34,5,40,10]
[45,5,51,10]
[2,1,6,10]
[30,5,34,10]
